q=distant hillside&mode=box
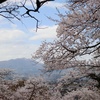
[0,58,69,82]
[0,58,43,76]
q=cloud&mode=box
[0,43,39,61]
[8,0,65,9]
[0,0,61,61]
[0,25,58,61]
[8,0,35,6]
[8,0,22,3]
[44,2,66,8]
[0,28,39,61]
[27,1,66,8]
[0,29,26,43]
[30,25,57,41]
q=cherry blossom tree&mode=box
[0,0,100,99]
[62,88,100,100]
[0,69,52,100]
[14,76,51,100]
[0,68,16,100]
[32,0,100,96]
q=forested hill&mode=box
[0,58,43,76]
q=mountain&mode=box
[0,58,43,76]
[0,58,69,82]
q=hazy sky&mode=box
[0,0,66,61]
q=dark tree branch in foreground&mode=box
[0,0,55,29]
[35,0,54,12]
[0,0,7,4]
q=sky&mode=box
[0,0,66,61]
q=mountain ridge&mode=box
[0,58,43,76]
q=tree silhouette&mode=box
[0,0,55,29]
[0,0,7,4]
[34,0,54,12]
